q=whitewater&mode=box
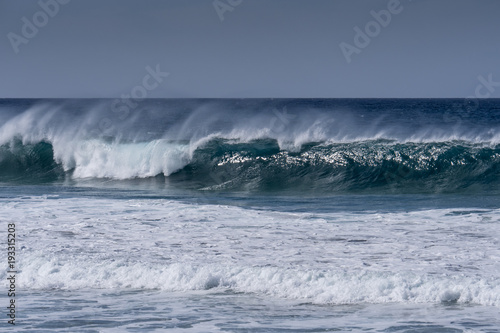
[1,98,500,332]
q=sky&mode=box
[0,0,499,98]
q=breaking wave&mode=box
[1,99,499,192]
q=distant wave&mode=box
[1,99,499,192]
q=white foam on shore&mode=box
[1,196,499,306]
[15,256,500,306]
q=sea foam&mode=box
[2,196,499,306]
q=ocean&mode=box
[1,98,499,332]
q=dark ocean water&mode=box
[1,99,499,332]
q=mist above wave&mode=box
[1,99,499,146]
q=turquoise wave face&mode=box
[1,137,499,194]
[174,139,500,193]
[0,139,64,182]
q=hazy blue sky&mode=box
[1,0,499,98]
